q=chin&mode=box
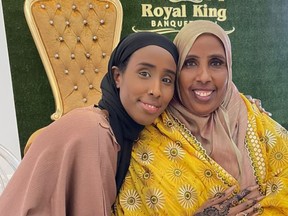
[190,108,214,116]
[141,118,156,126]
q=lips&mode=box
[194,90,213,101]
[194,90,212,97]
[141,102,160,114]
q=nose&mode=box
[148,80,161,97]
[196,66,212,83]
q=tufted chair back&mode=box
[23,0,122,153]
[24,0,123,119]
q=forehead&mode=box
[128,45,176,66]
[130,45,168,57]
[188,33,225,55]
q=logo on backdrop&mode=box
[132,0,234,35]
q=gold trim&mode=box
[24,0,63,120]
[105,0,123,49]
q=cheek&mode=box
[179,70,192,89]
[118,84,131,106]
[164,87,175,103]
[215,75,229,102]
[218,75,228,91]
[178,76,189,98]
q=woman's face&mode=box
[114,45,177,125]
[179,34,228,116]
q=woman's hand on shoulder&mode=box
[245,95,272,117]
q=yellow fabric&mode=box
[114,94,288,215]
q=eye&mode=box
[183,58,197,68]
[162,77,174,84]
[210,58,225,67]
[138,71,151,78]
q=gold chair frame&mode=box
[23,0,123,153]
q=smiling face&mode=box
[178,34,228,116]
[114,45,177,125]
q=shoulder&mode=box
[143,111,170,136]
[48,105,109,133]
[63,105,108,124]
[30,106,118,152]
[240,94,288,141]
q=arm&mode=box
[0,107,119,216]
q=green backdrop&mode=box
[2,0,288,155]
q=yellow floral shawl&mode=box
[114,95,288,215]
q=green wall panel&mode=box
[2,0,288,155]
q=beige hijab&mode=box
[169,20,254,186]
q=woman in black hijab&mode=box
[98,32,179,193]
[0,32,178,216]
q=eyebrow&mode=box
[209,54,226,60]
[139,62,176,76]
[185,54,226,60]
[185,54,198,59]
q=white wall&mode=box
[0,0,21,193]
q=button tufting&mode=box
[54,53,59,59]
[49,20,54,25]
[56,3,61,9]
[41,4,45,9]
[80,69,84,74]
[59,36,64,42]
[83,19,88,25]
[105,4,109,9]
[72,4,77,10]
[92,35,97,41]
[94,68,99,73]
[74,85,78,90]
[65,20,70,26]
[89,3,93,9]
[77,36,80,42]
[64,69,69,74]
[89,84,93,89]
[102,52,106,58]
[71,53,75,59]
[86,53,91,58]
[82,98,87,103]
[100,19,105,25]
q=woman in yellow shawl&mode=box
[114,20,288,215]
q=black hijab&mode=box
[98,32,178,193]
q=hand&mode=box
[194,185,264,216]
[245,95,272,117]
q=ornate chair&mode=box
[23,0,123,154]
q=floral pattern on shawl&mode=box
[114,94,288,215]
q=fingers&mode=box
[227,185,258,207]
[235,203,262,216]
[245,95,253,102]
[236,213,249,216]
[209,185,237,206]
[204,185,258,208]
[231,196,264,216]
[245,95,273,117]
[195,185,237,213]
[262,109,272,117]
[254,99,272,117]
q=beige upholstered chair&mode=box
[23,0,123,154]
